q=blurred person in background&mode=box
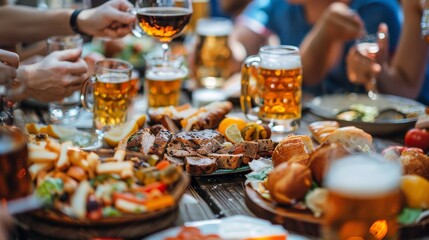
[230,0,402,96]
[346,0,429,105]
[219,0,252,19]
[0,0,135,102]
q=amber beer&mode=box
[145,67,186,108]
[0,126,30,201]
[187,0,209,33]
[137,7,192,42]
[257,64,302,121]
[81,59,132,134]
[323,155,402,240]
[93,73,131,131]
[194,18,233,88]
[241,45,302,133]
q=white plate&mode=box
[146,216,310,240]
[306,93,426,135]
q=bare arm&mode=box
[0,6,73,45]
[300,2,364,86]
[0,0,134,46]
[229,21,269,73]
[377,0,429,98]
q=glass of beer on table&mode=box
[144,53,187,109]
[194,17,233,89]
[0,126,30,203]
[241,45,302,133]
[323,154,402,240]
[81,59,133,136]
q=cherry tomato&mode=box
[404,128,429,152]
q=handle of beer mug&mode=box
[128,8,145,38]
[240,55,260,119]
[80,76,95,112]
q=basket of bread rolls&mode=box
[245,120,429,238]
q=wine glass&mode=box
[356,33,380,100]
[132,0,193,63]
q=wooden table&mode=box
[14,98,417,240]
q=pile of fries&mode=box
[28,134,181,220]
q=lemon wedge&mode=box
[104,121,139,148]
[131,114,147,128]
[225,124,244,144]
[46,124,79,139]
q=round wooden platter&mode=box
[17,148,190,240]
[244,183,429,239]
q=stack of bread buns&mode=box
[267,123,374,205]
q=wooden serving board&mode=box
[244,183,429,239]
[17,172,190,240]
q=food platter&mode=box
[305,93,426,135]
[146,216,309,240]
[244,183,429,239]
[18,149,190,240]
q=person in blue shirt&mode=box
[347,0,429,105]
[231,0,402,96]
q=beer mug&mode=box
[323,154,402,240]
[194,17,233,89]
[47,35,84,124]
[81,59,133,135]
[0,126,30,201]
[144,53,187,108]
[241,45,302,133]
[186,0,210,33]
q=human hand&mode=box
[318,2,365,42]
[13,49,87,102]
[347,23,389,88]
[0,49,19,86]
[78,0,135,38]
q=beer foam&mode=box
[98,73,129,83]
[260,55,302,70]
[324,154,402,197]
[196,18,233,36]
[145,67,187,81]
[137,7,193,16]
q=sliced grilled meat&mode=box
[185,156,217,175]
[208,153,243,170]
[163,155,184,167]
[167,129,225,158]
[148,129,173,157]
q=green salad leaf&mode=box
[35,177,64,205]
[397,208,422,225]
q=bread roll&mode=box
[267,162,312,205]
[401,148,429,180]
[309,142,350,185]
[308,121,340,144]
[325,126,373,153]
[272,135,314,167]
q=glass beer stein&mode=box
[81,59,133,135]
[144,53,188,108]
[241,45,302,133]
[0,126,30,202]
[323,154,402,240]
[194,17,233,89]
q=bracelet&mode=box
[70,9,89,36]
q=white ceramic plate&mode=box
[146,216,310,240]
[306,93,426,135]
